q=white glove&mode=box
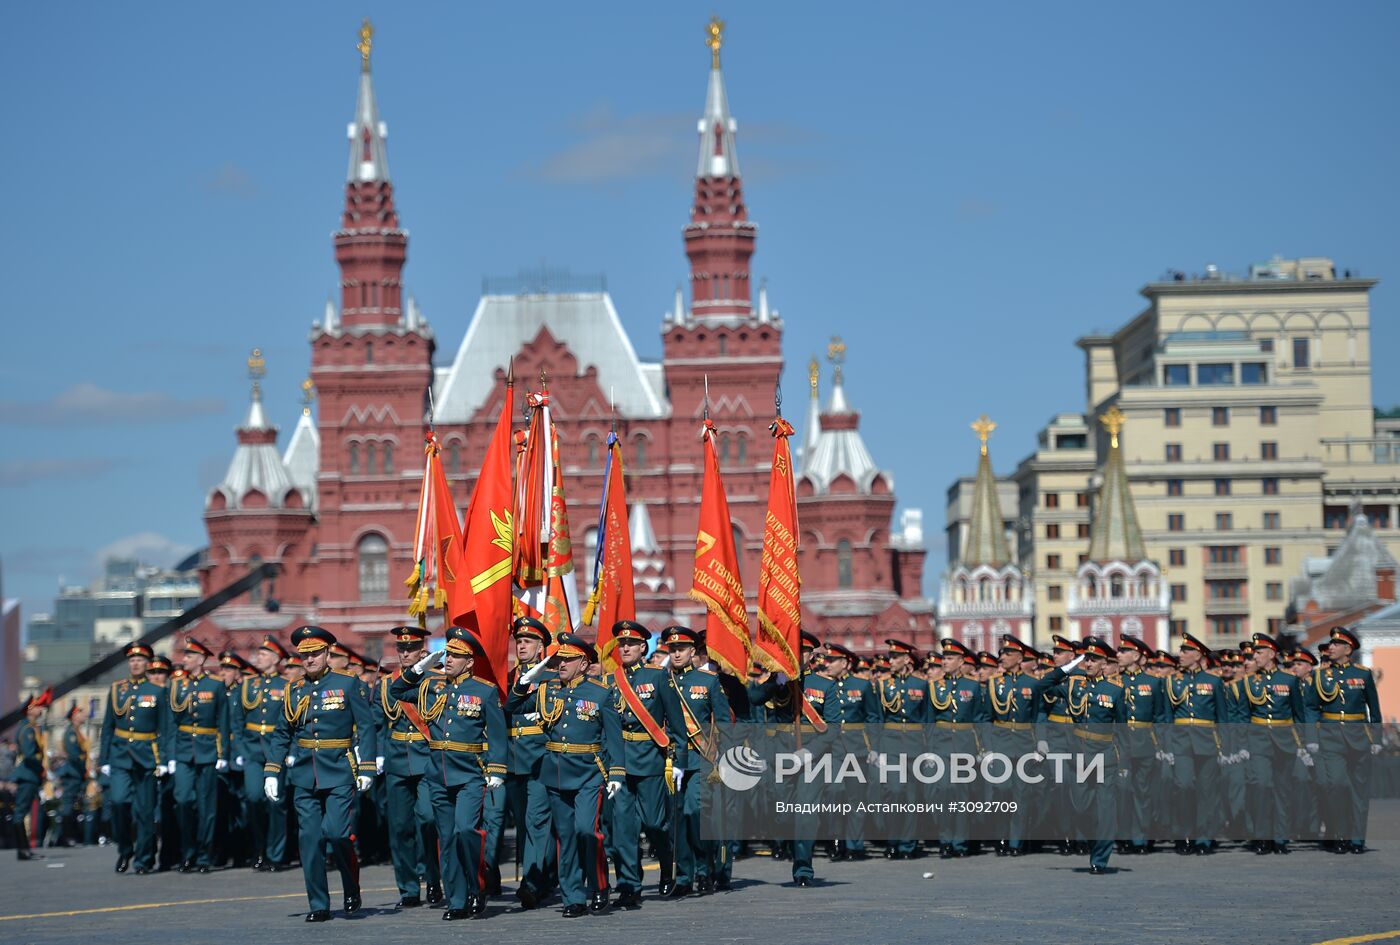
[524,712,542,723]
[1154,750,1165,762]
[167,759,178,773]
[1164,753,1175,766]
[264,776,280,801]
[1306,743,1319,754]
[413,648,447,675]
[100,763,111,777]
[1217,753,1229,767]
[1037,740,1050,757]
[375,756,385,775]
[1237,749,1250,762]
[520,660,551,686]
[672,768,685,791]
[658,655,671,670]
[215,759,228,772]
[486,775,505,790]
[356,775,373,793]
[1296,747,1313,767]
[154,764,167,777]
[866,750,879,764]
[606,780,622,800]
[774,673,789,686]
[1118,768,1129,779]
[1372,743,1383,756]
[234,755,244,768]
[1062,654,1085,672]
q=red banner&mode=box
[690,419,753,679]
[586,433,635,672]
[756,417,801,677]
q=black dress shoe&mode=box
[1088,865,1107,875]
[1351,843,1368,854]
[561,904,588,918]
[1254,841,1273,855]
[848,851,869,861]
[426,882,445,906]
[343,893,361,914]
[1194,845,1213,856]
[714,876,731,891]
[197,864,211,873]
[1174,840,1190,855]
[305,910,331,923]
[1273,843,1290,855]
[657,878,676,897]
[516,884,539,910]
[397,896,422,909]
[443,908,471,921]
[671,882,693,898]
[589,891,610,915]
[615,889,642,909]
[115,855,130,873]
[796,876,812,887]
[134,866,151,875]
[1008,847,1024,857]
[267,861,290,872]
[695,876,712,896]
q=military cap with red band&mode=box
[826,642,857,663]
[259,636,289,659]
[148,655,173,672]
[26,688,54,710]
[613,620,651,643]
[998,634,1035,657]
[292,625,337,653]
[1252,632,1280,653]
[1330,627,1361,650]
[389,625,430,646]
[1081,636,1117,659]
[552,631,596,662]
[184,637,214,657]
[801,630,823,651]
[1051,635,1081,654]
[662,626,702,648]
[218,650,243,670]
[444,625,486,658]
[1119,636,1152,657]
[1290,649,1319,666]
[940,638,974,659]
[886,638,920,657]
[512,616,552,644]
[124,642,155,660]
[1179,632,1211,655]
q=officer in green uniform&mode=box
[264,625,378,922]
[826,642,877,861]
[986,634,1065,856]
[1287,648,1324,840]
[98,642,168,874]
[506,631,623,918]
[232,636,291,872]
[604,620,687,908]
[660,625,731,896]
[392,626,506,920]
[145,656,182,871]
[879,638,930,859]
[1054,637,1121,874]
[488,616,555,910]
[56,701,91,847]
[167,638,229,872]
[1165,632,1228,854]
[1115,635,1169,853]
[1308,627,1383,853]
[216,651,248,867]
[1217,649,1250,843]
[929,638,990,857]
[1238,632,1308,854]
[373,626,443,908]
[11,689,51,859]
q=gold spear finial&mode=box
[808,356,820,398]
[301,376,316,416]
[972,414,996,456]
[827,335,846,385]
[247,347,266,400]
[358,19,373,72]
[705,16,724,69]
[1100,405,1125,449]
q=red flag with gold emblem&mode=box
[450,378,515,697]
[405,433,465,623]
[756,417,801,677]
[583,431,635,672]
[690,418,753,678]
[512,389,581,642]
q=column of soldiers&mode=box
[12,620,1383,917]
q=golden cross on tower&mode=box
[358,19,373,72]
[301,376,316,417]
[808,356,820,398]
[971,414,996,456]
[1100,405,1126,449]
[827,335,846,385]
[247,347,266,398]
[705,16,724,69]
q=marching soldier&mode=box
[826,642,877,862]
[1240,632,1308,854]
[98,642,168,874]
[507,631,623,918]
[232,636,291,872]
[488,616,554,910]
[1115,635,1168,854]
[986,634,1063,857]
[1166,632,1228,854]
[168,638,229,872]
[216,651,248,867]
[930,638,988,858]
[662,625,731,896]
[391,626,506,920]
[263,625,378,922]
[144,655,182,871]
[376,625,444,909]
[1038,636,1081,854]
[1309,627,1383,853]
[879,638,929,860]
[606,620,688,908]
[56,701,91,847]
[1055,637,1121,874]
[12,688,51,859]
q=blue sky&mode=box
[3,2,1399,621]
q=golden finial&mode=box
[971,414,996,456]
[827,335,846,385]
[247,347,266,400]
[705,16,724,69]
[301,376,316,416]
[1100,405,1126,449]
[358,19,373,72]
[808,356,820,398]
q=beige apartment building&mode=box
[947,257,1400,650]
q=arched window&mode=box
[718,335,728,356]
[736,434,748,464]
[248,554,264,605]
[633,436,647,468]
[365,341,374,364]
[348,442,359,474]
[837,538,853,589]
[358,534,389,601]
[366,442,378,476]
[1110,574,1125,599]
[732,524,746,566]
[719,434,731,463]
[382,442,394,475]
[447,442,460,475]
[586,435,599,466]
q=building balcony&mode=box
[1321,437,1400,467]
[1203,598,1250,615]
[1203,563,1249,580]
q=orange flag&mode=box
[451,378,515,698]
[584,431,635,672]
[405,433,465,623]
[756,417,801,677]
[690,418,753,678]
[512,391,581,642]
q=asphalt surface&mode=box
[3,803,1400,945]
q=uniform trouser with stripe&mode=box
[173,761,218,866]
[242,763,286,864]
[1171,746,1221,845]
[673,769,713,883]
[613,773,672,894]
[487,771,553,895]
[157,775,180,869]
[1246,728,1296,844]
[12,779,39,851]
[107,765,157,868]
[59,777,85,843]
[386,770,440,898]
[291,783,359,913]
[1069,744,1115,869]
[427,776,488,910]
[1120,747,1159,845]
[547,778,607,907]
[1318,729,1374,845]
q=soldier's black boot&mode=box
[561,904,587,918]
[589,890,610,914]
[343,890,362,914]
[426,881,445,906]
[305,910,331,923]
[516,883,539,910]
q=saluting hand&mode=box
[412,648,447,675]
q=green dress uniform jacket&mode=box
[168,673,229,764]
[232,672,288,770]
[506,675,624,789]
[1308,659,1383,846]
[610,663,689,776]
[390,667,507,783]
[56,724,89,783]
[100,677,168,771]
[265,669,377,788]
[669,665,732,769]
[14,719,45,785]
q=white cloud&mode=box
[94,532,196,571]
[0,383,223,426]
[0,457,122,487]
[205,161,258,197]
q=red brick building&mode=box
[199,33,930,659]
